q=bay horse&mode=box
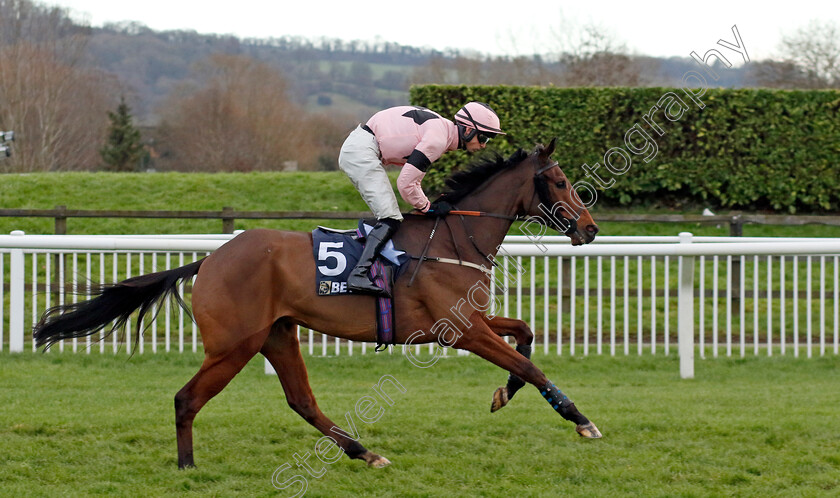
[33,138,601,469]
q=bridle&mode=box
[406,156,583,284]
[532,160,581,236]
[448,158,581,235]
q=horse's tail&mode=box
[33,258,207,351]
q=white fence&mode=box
[2,231,839,378]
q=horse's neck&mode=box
[448,214,513,264]
[396,168,529,262]
[443,175,525,262]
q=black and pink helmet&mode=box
[454,101,505,146]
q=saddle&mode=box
[311,221,410,349]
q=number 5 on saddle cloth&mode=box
[312,221,410,349]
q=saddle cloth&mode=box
[311,221,410,348]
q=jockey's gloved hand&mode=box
[426,200,453,217]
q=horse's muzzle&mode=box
[569,224,599,246]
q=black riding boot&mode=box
[347,219,400,297]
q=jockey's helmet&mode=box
[454,102,505,146]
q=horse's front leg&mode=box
[481,316,533,412]
[456,312,602,439]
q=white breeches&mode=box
[338,126,403,221]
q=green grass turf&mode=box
[0,171,379,234]
[1,351,838,497]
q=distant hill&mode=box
[86,22,437,124]
[84,22,753,127]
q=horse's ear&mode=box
[539,138,557,159]
[547,137,557,156]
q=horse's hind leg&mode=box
[261,319,391,468]
[483,316,534,412]
[457,312,601,439]
[175,329,268,469]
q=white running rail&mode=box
[2,231,839,379]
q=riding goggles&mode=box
[477,132,496,145]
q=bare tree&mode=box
[551,24,649,87]
[0,0,117,172]
[157,54,349,171]
[451,56,484,85]
[776,20,840,88]
[746,60,818,89]
[409,54,452,85]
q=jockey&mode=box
[338,101,505,297]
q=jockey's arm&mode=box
[396,156,431,213]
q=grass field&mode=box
[0,171,379,234]
[3,171,840,496]
[2,351,839,497]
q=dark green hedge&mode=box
[410,85,840,213]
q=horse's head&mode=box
[520,138,599,245]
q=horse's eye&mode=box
[555,181,566,189]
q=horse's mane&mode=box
[435,148,529,204]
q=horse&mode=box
[33,138,601,469]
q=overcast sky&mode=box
[47,0,836,61]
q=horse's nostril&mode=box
[587,225,599,235]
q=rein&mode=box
[407,216,440,286]
[449,209,519,221]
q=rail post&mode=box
[9,230,25,352]
[53,205,67,291]
[729,212,742,315]
[678,232,695,379]
[222,206,235,234]
[54,205,67,234]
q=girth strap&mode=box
[409,255,493,276]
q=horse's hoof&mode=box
[369,456,391,468]
[490,386,509,412]
[361,451,391,468]
[576,422,602,439]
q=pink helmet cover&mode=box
[454,102,505,135]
